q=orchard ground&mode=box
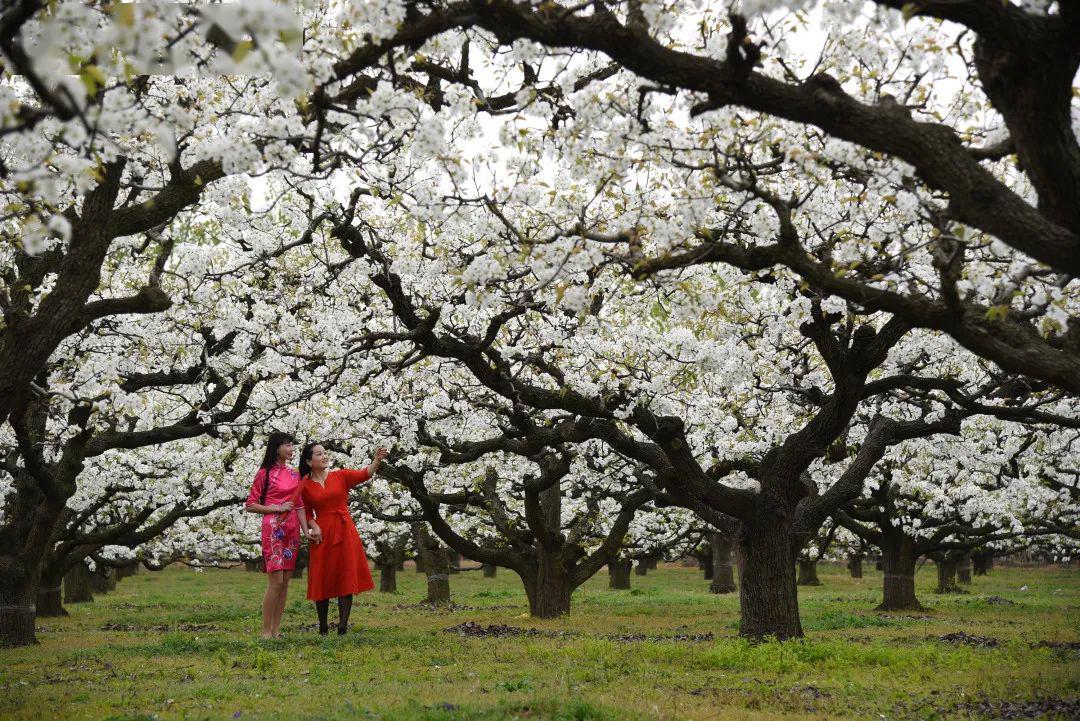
[1,562,1077,721]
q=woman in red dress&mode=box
[296,442,387,634]
[244,431,303,639]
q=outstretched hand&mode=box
[368,447,389,476]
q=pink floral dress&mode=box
[245,463,304,572]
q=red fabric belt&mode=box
[320,509,350,546]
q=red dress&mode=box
[300,469,375,600]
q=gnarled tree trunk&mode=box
[35,564,67,618]
[709,533,736,594]
[608,558,632,589]
[64,563,94,604]
[957,554,972,585]
[796,559,821,587]
[736,510,802,640]
[0,558,38,647]
[935,558,961,594]
[522,547,572,618]
[973,552,993,576]
[877,532,920,610]
[378,562,397,593]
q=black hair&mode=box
[258,431,296,504]
[298,441,322,480]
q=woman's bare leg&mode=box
[261,571,284,638]
[271,574,290,637]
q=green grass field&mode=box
[1,562,1077,720]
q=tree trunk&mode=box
[634,559,649,576]
[877,532,921,611]
[397,559,406,571]
[448,550,461,573]
[379,563,397,593]
[847,554,863,578]
[646,557,658,570]
[483,563,497,578]
[736,511,802,640]
[957,554,972,585]
[35,565,67,618]
[699,552,714,580]
[608,558,632,590]
[709,533,736,594]
[796,559,821,586]
[424,545,450,603]
[523,547,572,618]
[244,559,260,572]
[0,557,38,647]
[413,524,450,604]
[973,552,993,576]
[87,569,112,591]
[64,563,94,604]
[936,558,961,593]
[414,555,426,574]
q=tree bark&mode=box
[88,568,114,594]
[244,559,260,572]
[709,532,737,594]
[847,554,863,579]
[634,559,649,576]
[483,563,497,578]
[64,563,94,604]
[736,511,802,640]
[973,552,993,576]
[935,558,961,593]
[877,532,921,610]
[957,554,972,585]
[35,565,67,618]
[608,558,632,589]
[379,563,397,593]
[448,549,461,573]
[523,547,572,618]
[0,557,38,647]
[796,559,821,587]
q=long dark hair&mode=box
[258,431,296,504]
[298,441,322,480]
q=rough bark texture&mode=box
[379,563,397,593]
[957,554,973,585]
[709,532,737,594]
[448,550,461,573]
[608,558,632,589]
[35,566,67,618]
[736,511,802,640]
[522,547,572,618]
[877,533,921,610]
[973,552,994,576]
[64,563,94,604]
[0,558,37,647]
[847,554,863,578]
[935,559,961,593]
[796,559,821,587]
[414,526,450,604]
[482,563,497,578]
[88,568,115,594]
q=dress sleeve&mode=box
[339,468,371,489]
[297,480,309,512]
[245,468,268,508]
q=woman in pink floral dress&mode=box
[245,431,306,638]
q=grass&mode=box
[1,562,1077,720]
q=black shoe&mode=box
[318,626,328,635]
[337,626,347,635]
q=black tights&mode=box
[315,594,353,635]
